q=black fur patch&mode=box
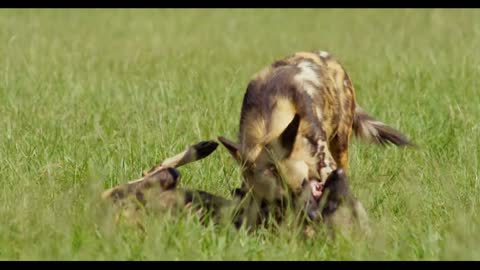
[193,140,219,159]
[279,114,301,156]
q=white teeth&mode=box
[310,180,323,198]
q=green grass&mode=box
[1,8,480,260]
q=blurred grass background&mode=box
[0,9,479,260]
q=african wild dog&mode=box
[102,140,240,228]
[218,50,413,229]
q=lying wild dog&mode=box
[101,140,238,228]
[218,50,413,229]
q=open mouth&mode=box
[310,179,324,200]
[305,179,324,221]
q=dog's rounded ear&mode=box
[332,168,347,179]
[192,140,219,160]
[218,136,242,163]
[337,168,346,176]
[325,168,348,185]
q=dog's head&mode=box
[219,113,320,225]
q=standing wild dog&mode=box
[218,50,413,229]
[102,140,240,228]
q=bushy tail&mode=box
[352,106,413,147]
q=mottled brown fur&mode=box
[219,50,413,229]
[102,140,241,228]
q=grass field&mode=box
[1,9,480,260]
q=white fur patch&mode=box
[319,51,330,58]
[360,120,385,139]
[315,107,323,122]
[295,61,321,97]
